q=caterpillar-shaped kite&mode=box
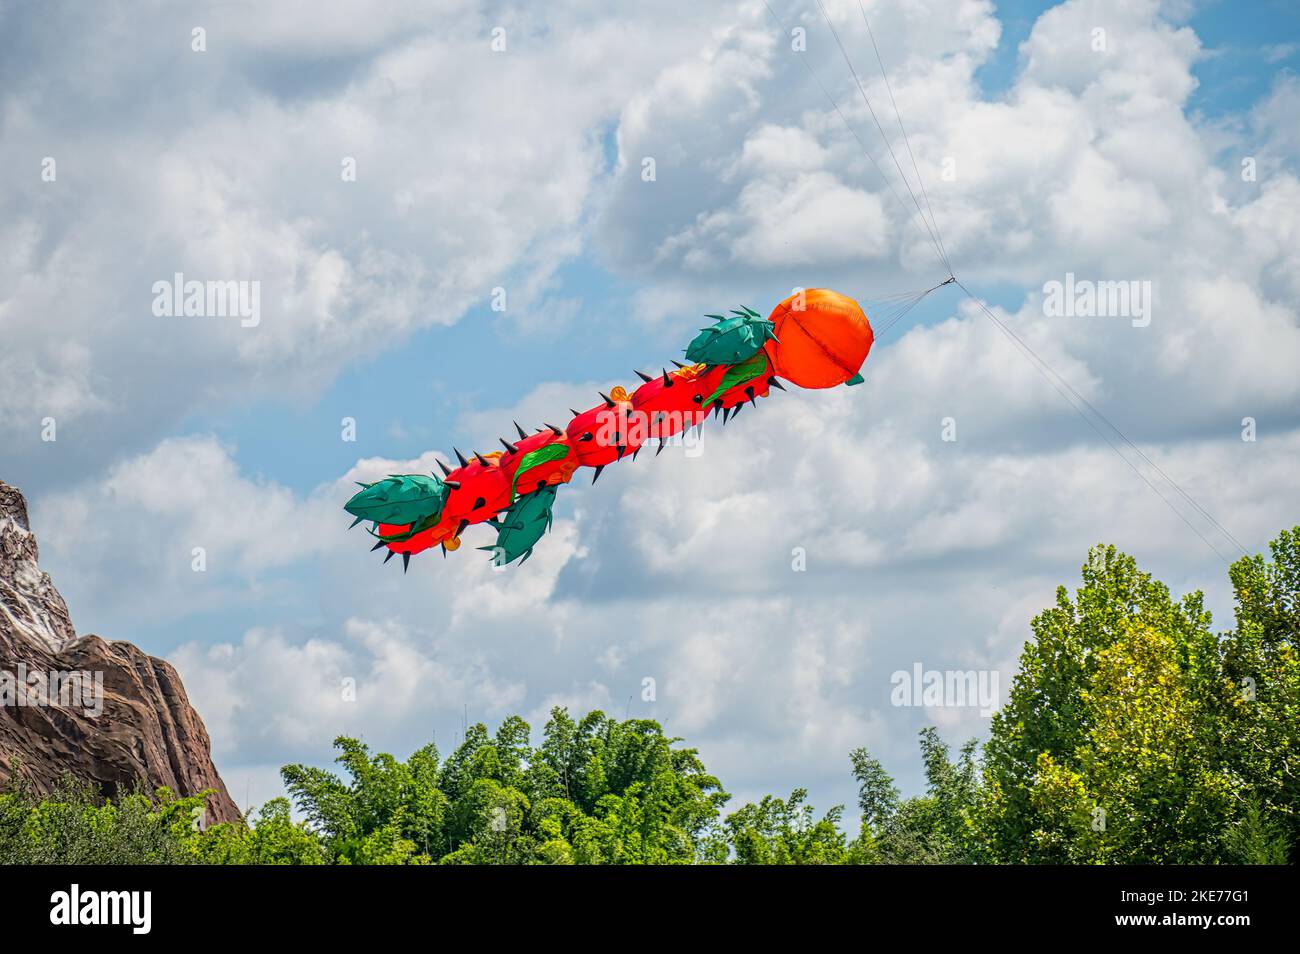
[345,288,873,567]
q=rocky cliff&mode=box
[0,479,240,825]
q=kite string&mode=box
[868,276,955,338]
[812,0,953,277]
[856,0,951,274]
[953,279,1248,562]
[758,0,950,280]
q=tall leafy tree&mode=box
[978,544,1218,862]
[1218,528,1300,860]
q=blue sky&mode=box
[4,0,1300,816]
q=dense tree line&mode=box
[3,527,1296,864]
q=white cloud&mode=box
[170,618,527,765]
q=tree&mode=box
[1219,527,1300,859]
[281,736,448,864]
[724,790,847,865]
[849,731,981,864]
[978,544,1218,862]
[194,798,329,865]
[1025,622,1236,862]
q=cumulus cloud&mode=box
[170,617,527,765]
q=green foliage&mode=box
[278,708,730,864]
[3,527,1298,864]
[979,544,1225,861]
[192,799,330,865]
[724,790,847,864]
[976,530,1300,864]
[1218,528,1300,858]
[280,736,449,863]
[849,730,982,864]
[1221,797,1290,864]
[0,777,204,864]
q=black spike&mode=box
[579,432,594,442]
[731,403,743,420]
[745,385,757,407]
[371,540,386,552]
[599,391,615,408]
[384,550,396,564]
[671,360,688,369]
[443,480,461,490]
[441,543,448,558]
[514,420,528,440]
[402,552,411,573]
[591,465,605,485]
[570,408,582,417]
[722,407,731,425]
[634,369,653,383]
[454,447,469,468]
[632,447,641,461]
[436,458,452,476]
[544,422,564,436]
[475,452,491,467]
[767,375,786,392]
[473,497,486,510]
[615,443,625,460]
[457,518,469,536]
[662,369,673,387]
[655,441,666,457]
[500,437,519,455]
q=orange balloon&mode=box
[767,288,873,389]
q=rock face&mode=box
[0,479,240,825]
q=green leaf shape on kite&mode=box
[511,443,571,500]
[343,473,450,528]
[480,484,558,566]
[701,352,769,407]
[684,307,777,366]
